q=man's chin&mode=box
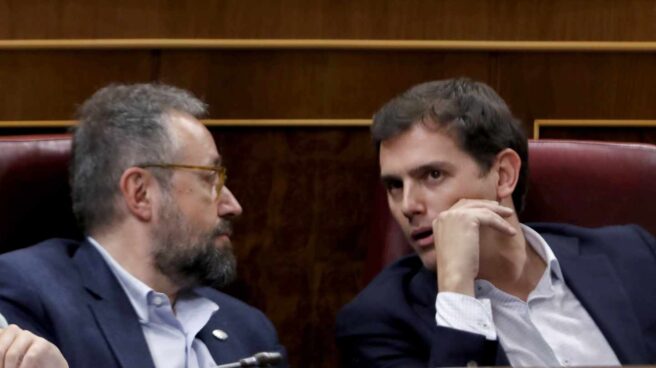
[417,248,437,271]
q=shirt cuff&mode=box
[435,291,497,340]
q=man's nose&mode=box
[401,184,425,222]
[217,186,243,218]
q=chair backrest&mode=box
[364,139,656,280]
[0,134,81,253]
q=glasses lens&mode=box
[215,167,227,194]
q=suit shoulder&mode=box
[528,222,656,260]
[198,288,273,324]
[528,222,653,243]
[198,287,282,349]
[0,238,80,271]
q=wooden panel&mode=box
[0,51,155,119]
[213,127,378,368]
[159,49,491,118]
[539,126,656,143]
[495,53,656,129]
[4,50,656,132]
[533,120,656,143]
[4,50,656,124]
[1,0,656,41]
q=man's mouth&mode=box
[410,227,434,248]
[213,221,233,238]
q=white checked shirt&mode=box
[435,225,620,367]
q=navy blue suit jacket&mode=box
[0,238,286,368]
[336,224,656,367]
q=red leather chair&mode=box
[0,134,80,253]
[364,139,656,281]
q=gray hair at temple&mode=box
[70,83,207,234]
[371,78,529,212]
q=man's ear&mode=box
[494,148,521,201]
[119,167,155,222]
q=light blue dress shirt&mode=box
[435,225,620,367]
[88,237,219,368]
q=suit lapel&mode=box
[545,233,648,364]
[198,317,232,364]
[197,310,254,365]
[73,241,156,368]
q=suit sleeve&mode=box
[0,257,53,341]
[632,225,656,257]
[336,304,505,368]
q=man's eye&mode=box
[202,172,216,184]
[428,170,442,179]
[384,181,403,193]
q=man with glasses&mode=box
[0,84,286,367]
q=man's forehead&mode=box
[167,111,221,163]
[378,125,465,174]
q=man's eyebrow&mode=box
[380,174,401,183]
[380,161,454,182]
[407,161,453,176]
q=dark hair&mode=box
[71,83,207,233]
[371,78,529,212]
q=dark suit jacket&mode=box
[336,224,656,367]
[0,238,286,368]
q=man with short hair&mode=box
[0,84,286,368]
[0,313,69,368]
[336,78,656,367]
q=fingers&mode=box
[0,324,32,368]
[0,326,67,368]
[20,336,68,368]
[434,199,517,236]
[452,199,515,217]
[471,207,517,236]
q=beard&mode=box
[151,194,237,290]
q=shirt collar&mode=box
[86,237,219,324]
[521,224,564,281]
[87,237,153,322]
[475,224,564,299]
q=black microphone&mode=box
[214,351,282,368]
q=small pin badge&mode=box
[212,329,228,341]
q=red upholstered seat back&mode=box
[0,135,80,253]
[364,140,656,281]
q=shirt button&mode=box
[152,296,164,306]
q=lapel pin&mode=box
[212,329,229,341]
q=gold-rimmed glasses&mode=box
[138,163,227,195]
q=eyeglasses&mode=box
[138,163,227,196]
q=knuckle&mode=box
[5,324,20,333]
